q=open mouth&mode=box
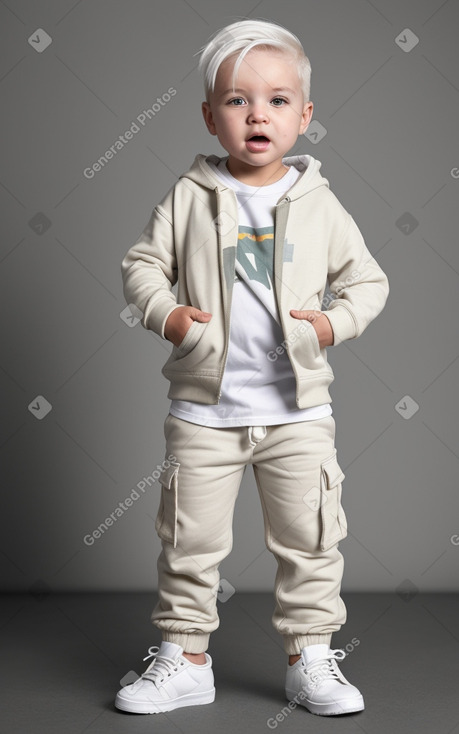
[246,134,271,151]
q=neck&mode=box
[225,158,289,187]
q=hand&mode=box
[290,309,334,348]
[164,306,212,347]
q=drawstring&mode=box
[248,425,267,448]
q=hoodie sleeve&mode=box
[325,211,390,346]
[121,201,182,339]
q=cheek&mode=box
[281,127,297,140]
[285,107,302,123]
[214,113,232,133]
[218,120,239,142]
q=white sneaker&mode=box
[285,643,364,716]
[115,641,215,714]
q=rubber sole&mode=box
[285,689,364,716]
[115,687,216,714]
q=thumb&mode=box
[190,307,212,322]
[290,309,318,322]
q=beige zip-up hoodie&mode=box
[121,153,389,409]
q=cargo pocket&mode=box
[319,450,348,551]
[155,460,180,548]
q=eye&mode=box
[271,97,287,106]
[227,97,246,106]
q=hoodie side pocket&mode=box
[176,320,207,357]
[319,450,348,551]
[155,461,180,547]
[306,320,321,357]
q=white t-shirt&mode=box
[169,158,332,427]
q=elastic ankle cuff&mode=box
[161,632,210,654]
[283,633,332,655]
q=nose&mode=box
[248,105,269,124]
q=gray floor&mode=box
[1,592,458,733]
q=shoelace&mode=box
[140,645,186,685]
[302,648,346,690]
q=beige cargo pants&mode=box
[151,412,348,655]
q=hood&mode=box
[180,153,330,201]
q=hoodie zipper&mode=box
[274,196,303,409]
[215,186,235,402]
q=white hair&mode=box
[196,19,311,102]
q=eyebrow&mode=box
[218,86,297,99]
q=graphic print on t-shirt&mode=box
[237,225,274,290]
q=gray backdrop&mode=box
[1,0,458,596]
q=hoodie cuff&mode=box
[325,304,357,346]
[143,301,182,340]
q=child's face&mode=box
[202,48,313,184]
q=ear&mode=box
[299,101,314,136]
[202,101,218,136]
